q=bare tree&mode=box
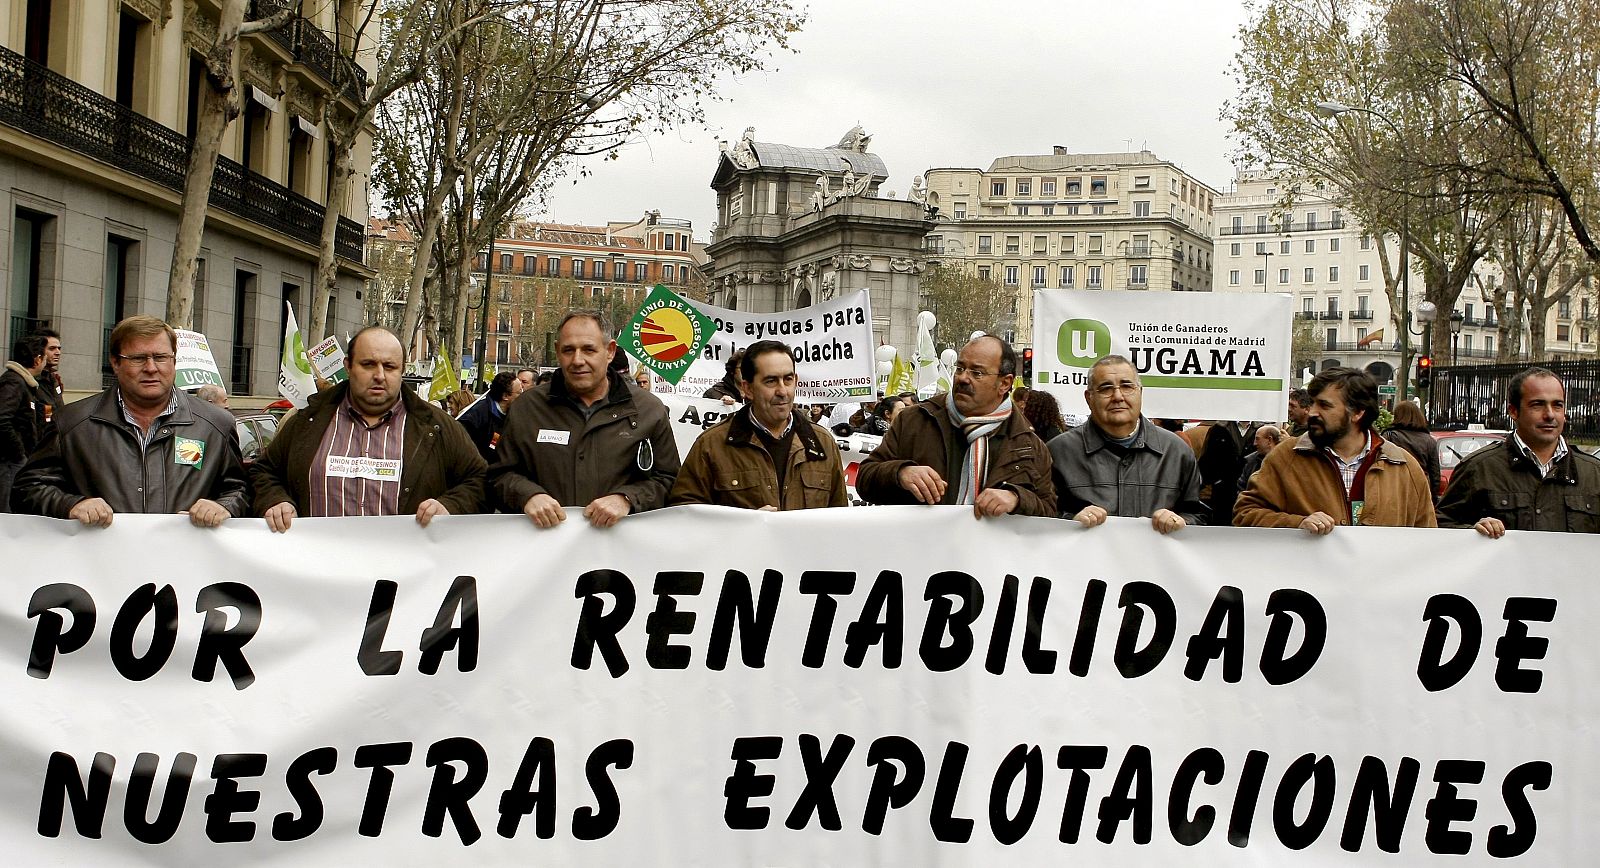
[164,0,300,328]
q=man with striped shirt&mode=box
[252,327,485,530]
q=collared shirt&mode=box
[1512,431,1568,478]
[307,395,407,516]
[1323,435,1374,496]
[116,389,180,449]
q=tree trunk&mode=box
[309,123,354,343]
[398,179,454,347]
[166,0,247,328]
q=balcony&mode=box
[250,0,369,105]
[1127,244,1151,258]
[1222,218,1345,236]
[1348,310,1374,321]
[1086,281,1104,290]
[0,44,364,265]
[1297,311,1319,320]
[1320,310,1344,320]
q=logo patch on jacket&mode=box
[174,437,206,468]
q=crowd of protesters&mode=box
[4,313,1595,538]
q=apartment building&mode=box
[1,0,373,395]
[457,213,705,368]
[924,147,1219,344]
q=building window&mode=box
[547,256,560,276]
[1257,215,1269,232]
[1230,243,1240,256]
[1040,205,1054,216]
[1092,204,1106,215]
[522,257,535,275]
[1232,216,1243,233]
[1360,235,1372,250]
[1016,179,1032,197]
[499,252,512,273]
[1326,329,1338,350]
[977,235,993,254]
[1066,179,1081,196]
[1329,266,1340,281]
[1331,210,1344,228]
[613,260,626,280]
[1255,270,1266,285]
[1061,235,1076,253]
[1087,265,1103,288]
[663,234,676,251]
[1329,237,1341,252]
[1130,264,1147,286]
[1357,327,1367,342]
[1032,265,1046,287]
[1134,201,1151,217]
[1255,242,1267,255]
[1558,324,1571,342]
[1059,265,1074,287]
[953,205,966,219]
[1280,240,1291,255]
[663,264,676,283]
[1004,265,1019,286]
[1041,179,1056,196]
[1229,270,1240,285]
[991,179,1007,197]
[1485,336,1494,355]
[1090,177,1107,196]
[1016,206,1030,216]
[1134,175,1151,188]
[1305,239,1315,253]
[1358,296,1370,313]
[1304,268,1314,283]
[573,260,585,279]
[1303,297,1314,313]
[1088,235,1103,254]
[1032,235,1048,255]
[1005,236,1020,254]
[1359,265,1370,281]
[977,266,991,280]
[1279,268,1290,284]
[635,262,647,282]
[1066,204,1080,215]
[1305,212,1319,231]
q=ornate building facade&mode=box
[702,126,936,353]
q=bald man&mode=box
[251,326,486,531]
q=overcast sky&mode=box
[534,0,1252,236]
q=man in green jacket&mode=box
[1437,366,1600,536]
[669,339,847,510]
[251,327,486,531]
[490,311,680,528]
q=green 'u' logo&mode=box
[1057,319,1111,368]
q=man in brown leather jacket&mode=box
[856,335,1055,518]
[669,339,847,510]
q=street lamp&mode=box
[1414,300,1438,416]
[1447,309,1464,422]
[1260,250,1273,290]
[1314,99,1414,399]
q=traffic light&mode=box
[1416,355,1433,389]
[1022,347,1034,380]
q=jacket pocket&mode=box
[1486,490,1533,522]
[1565,493,1600,533]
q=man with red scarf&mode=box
[856,335,1055,518]
[1234,367,1435,531]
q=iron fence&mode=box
[1431,360,1600,439]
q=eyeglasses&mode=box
[1092,382,1141,397]
[115,353,177,367]
[952,364,1001,381]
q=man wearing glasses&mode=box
[856,335,1055,517]
[13,315,248,526]
[1048,355,1206,532]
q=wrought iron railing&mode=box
[9,315,50,346]
[0,43,363,265]
[250,0,368,104]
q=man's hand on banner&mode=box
[584,494,631,528]
[1475,517,1507,539]
[974,487,1018,518]
[415,499,450,527]
[1299,511,1337,535]
[1151,508,1187,535]
[183,499,229,528]
[1074,505,1108,528]
[523,493,566,528]
[264,502,297,533]
[67,497,113,527]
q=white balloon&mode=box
[917,310,937,330]
[875,344,898,363]
[876,359,894,375]
[940,348,958,366]
[970,330,987,340]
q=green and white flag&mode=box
[277,302,316,408]
[621,285,717,385]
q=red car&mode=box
[1432,430,1507,496]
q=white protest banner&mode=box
[277,302,315,408]
[0,510,1588,865]
[657,289,876,401]
[1032,289,1294,421]
[307,335,348,384]
[173,329,224,390]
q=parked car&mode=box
[232,410,280,468]
[1432,429,1507,495]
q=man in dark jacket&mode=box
[251,327,486,531]
[491,311,680,528]
[1199,417,1261,525]
[669,339,847,510]
[0,335,52,509]
[456,370,525,462]
[1049,354,1205,532]
[13,315,248,526]
[1437,366,1600,536]
[856,335,1055,518]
